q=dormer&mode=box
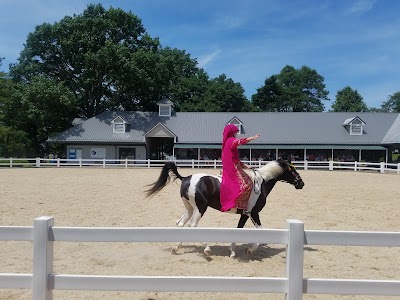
[111,116,129,133]
[157,97,173,117]
[227,117,243,134]
[342,116,365,135]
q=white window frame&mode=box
[229,119,242,134]
[159,105,171,117]
[113,123,125,133]
[350,123,363,135]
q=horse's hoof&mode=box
[246,248,253,255]
[171,248,178,255]
[204,248,211,256]
[230,252,236,258]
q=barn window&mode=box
[228,117,243,134]
[342,117,365,136]
[111,116,127,133]
[159,105,171,117]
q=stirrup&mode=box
[236,209,251,215]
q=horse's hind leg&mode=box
[186,196,210,255]
[176,197,193,227]
[172,197,194,255]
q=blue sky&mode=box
[1,0,399,110]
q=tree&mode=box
[251,75,284,111]
[7,76,76,156]
[201,74,249,112]
[331,86,368,112]
[0,58,30,157]
[9,4,160,117]
[381,92,400,112]
[251,65,329,112]
[113,47,200,112]
[169,68,210,112]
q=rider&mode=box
[220,124,260,213]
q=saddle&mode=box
[245,169,263,212]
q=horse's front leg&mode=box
[246,211,262,255]
[230,214,250,258]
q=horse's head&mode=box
[276,159,304,189]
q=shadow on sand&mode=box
[165,244,318,262]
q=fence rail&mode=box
[0,157,399,174]
[0,217,399,299]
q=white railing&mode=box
[0,217,399,299]
[0,158,399,174]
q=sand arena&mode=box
[0,167,399,300]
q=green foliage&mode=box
[7,76,76,156]
[9,4,252,117]
[170,72,250,112]
[0,125,29,157]
[251,65,329,112]
[0,66,29,157]
[202,74,249,112]
[380,91,400,112]
[10,4,160,117]
[331,86,368,112]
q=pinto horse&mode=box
[146,159,304,257]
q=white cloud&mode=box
[197,49,222,68]
[347,0,377,14]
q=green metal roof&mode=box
[174,144,387,150]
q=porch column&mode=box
[359,149,362,161]
[276,149,279,160]
[386,148,388,163]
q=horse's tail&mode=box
[145,161,184,197]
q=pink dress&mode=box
[220,137,253,212]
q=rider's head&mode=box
[222,124,239,150]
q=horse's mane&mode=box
[255,161,284,181]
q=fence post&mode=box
[36,157,41,168]
[57,158,60,168]
[10,157,13,168]
[125,158,128,168]
[147,159,150,168]
[33,216,54,300]
[304,160,308,171]
[285,219,304,300]
[380,162,385,173]
[354,161,357,171]
[192,159,195,169]
[79,158,82,168]
[103,158,106,168]
[329,160,333,171]
[398,163,400,175]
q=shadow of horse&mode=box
[164,244,318,262]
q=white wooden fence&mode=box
[0,217,399,299]
[1,157,400,174]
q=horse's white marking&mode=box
[187,173,220,201]
[176,197,193,227]
[251,161,283,181]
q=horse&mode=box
[146,159,304,257]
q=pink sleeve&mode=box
[231,138,249,148]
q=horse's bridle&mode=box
[288,164,302,187]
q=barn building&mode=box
[48,98,400,163]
